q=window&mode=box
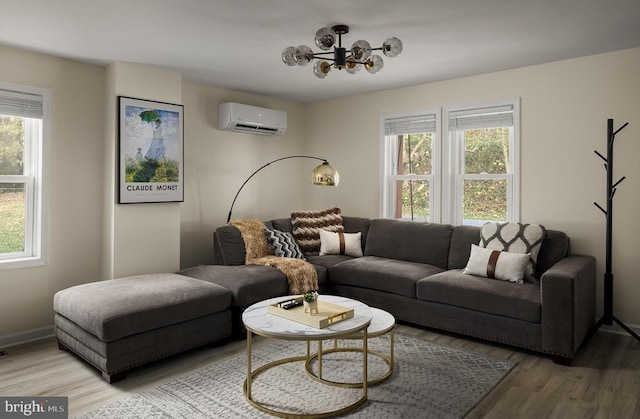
[0,83,47,269]
[381,111,440,221]
[444,100,519,225]
[381,99,519,225]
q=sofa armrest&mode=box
[540,254,596,358]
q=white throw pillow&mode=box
[319,229,363,257]
[463,244,530,284]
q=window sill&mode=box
[0,256,47,271]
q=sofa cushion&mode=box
[305,254,353,270]
[178,265,289,307]
[364,219,453,269]
[214,225,246,266]
[416,269,541,323]
[342,216,371,254]
[536,230,570,277]
[291,207,344,254]
[448,225,481,270]
[268,218,293,233]
[53,273,232,342]
[329,256,444,298]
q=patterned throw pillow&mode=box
[291,207,344,254]
[264,228,305,259]
[463,244,530,283]
[480,222,546,281]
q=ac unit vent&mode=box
[235,123,279,134]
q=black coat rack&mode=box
[591,118,640,342]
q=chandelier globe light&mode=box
[282,25,402,79]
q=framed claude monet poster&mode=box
[118,96,184,204]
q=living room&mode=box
[1,1,640,417]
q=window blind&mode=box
[385,114,437,135]
[0,89,43,119]
[448,105,513,130]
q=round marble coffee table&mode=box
[242,295,372,418]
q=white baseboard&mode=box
[0,325,54,350]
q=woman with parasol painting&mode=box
[139,110,165,162]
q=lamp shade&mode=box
[312,161,339,186]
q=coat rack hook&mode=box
[594,150,607,162]
[613,122,629,137]
[594,202,606,215]
[612,176,626,189]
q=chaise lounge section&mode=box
[53,273,232,383]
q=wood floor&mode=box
[0,324,638,418]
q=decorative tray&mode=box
[267,297,354,329]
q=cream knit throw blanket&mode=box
[230,220,318,294]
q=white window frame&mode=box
[0,82,49,270]
[380,109,441,222]
[443,98,520,225]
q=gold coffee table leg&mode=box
[243,325,370,418]
[305,326,395,388]
[246,330,252,400]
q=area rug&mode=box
[76,332,516,418]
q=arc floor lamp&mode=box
[226,155,339,223]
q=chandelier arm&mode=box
[226,155,328,223]
[312,51,336,57]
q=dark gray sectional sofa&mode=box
[180,216,596,364]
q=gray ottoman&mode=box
[54,273,232,383]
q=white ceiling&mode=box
[1,0,639,103]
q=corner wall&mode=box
[179,83,308,268]
[104,62,182,278]
[303,47,640,326]
[0,45,105,338]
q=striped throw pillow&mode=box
[264,228,305,259]
[291,207,343,254]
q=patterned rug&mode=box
[76,332,516,418]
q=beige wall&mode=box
[1,43,639,341]
[304,47,640,325]
[179,83,309,268]
[0,45,105,338]
[105,62,183,278]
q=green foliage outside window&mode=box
[464,127,509,174]
[463,179,507,222]
[463,127,509,222]
[398,133,431,220]
[0,188,25,253]
[0,115,24,176]
[0,116,26,253]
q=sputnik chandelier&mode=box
[281,25,402,79]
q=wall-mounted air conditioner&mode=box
[217,102,287,136]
